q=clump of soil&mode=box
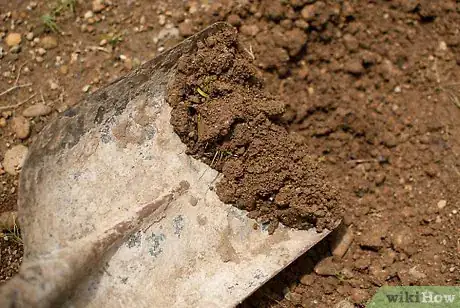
[167,27,342,232]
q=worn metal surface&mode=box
[0,22,333,308]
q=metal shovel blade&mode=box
[0,22,334,308]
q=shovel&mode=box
[0,22,335,308]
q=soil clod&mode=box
[167,27,342,232]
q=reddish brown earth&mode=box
[167,27,341,233]
[0,0,459,307]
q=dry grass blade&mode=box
[0,83,32,98]
[0,212,23,245]
[0,93,36,111]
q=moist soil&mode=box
[0,1,459,307]
[167,27,341,233]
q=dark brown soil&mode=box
[167,27,342,233]
[1,0,460,307]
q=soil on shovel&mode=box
[167,27,342,233]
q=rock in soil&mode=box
[345,59,364,75]
[178,20,194,37]
[239,24,259,37]
[437,199,447,210]
[11,116,30,139]
[39,36,58,49]
[5,33,21,47]
[359,226,387,251]
[92,0,106,13]
[408,266,427,280]
[299,274,315,286]
[22,104,52,117]
[331,225,354,258]
[167,27,342,233]
[398,266,427,285]
[313,256,341,276]
[391,227,415,255]
[3,145,28,176]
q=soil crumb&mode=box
[167,27,342,232]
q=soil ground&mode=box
[0,0,459,307]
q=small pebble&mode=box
[3,145,29,175]
[227,14,242,27]
[189,196,198,206]
[299,274,315,286]
[37,47,46,55]
[40,36,58,49]
[92,0,106,13]
[301,4,316,21]
[49,80,59,90]
[11,116,30,139]
[178,20,194,37]
[22,103,52,117]
[343,33,358,52]
[239,24,259,36]
[5,33,21,47]
[84,10,94,19]
[331,225,354,258]
[439,41,448,51]
[391,228,415,255]
[82,85,91,93]
[60,65,69,75]
[314,257,341,276]
[408,266,426,280]
[158,15,166,26]
[437,200,447,210]
[345,59,364,75]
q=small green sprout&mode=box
[41,14,60,33]
[54,0,77,15]
[1,215,23,245]
[108,33,124,46]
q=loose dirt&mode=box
[1,0,459,307]
[167,27,341,233]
